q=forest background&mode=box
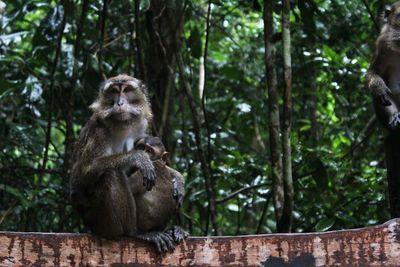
[0,0,391,235]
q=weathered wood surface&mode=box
[1,219,400,266]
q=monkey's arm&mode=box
[367,45,391,106]
[167,167,185,208]
[73,150,156,191]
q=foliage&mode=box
[0,0,390,235]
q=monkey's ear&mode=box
[89,101,101,112]
[100,81,112,92]
[162,152,170,161]
[139,83,149,95]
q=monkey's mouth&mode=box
[111,111,135,121]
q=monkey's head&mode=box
[385,2,400,29]
[135,136,169,162]
[90,74,153,126]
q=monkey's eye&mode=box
[131,99,140,104]
[144,147,155,154]
[105,86,119,94]
[124,86,134,92]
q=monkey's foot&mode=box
[166,226,189,244]
[388,112,400,130]
[136,231,176,253]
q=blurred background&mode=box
[0,0,390,235]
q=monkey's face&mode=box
[90,75,152,124]
[135,137,169,161]
[103,82,143,122]
[387,3,400,29]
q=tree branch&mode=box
[216,183,270,204]
[41,5,66,173]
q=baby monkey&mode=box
[135,136,184,207]
[129,136,187,251]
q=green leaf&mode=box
[0,184,29,207]
[220,66,242,81]
[315,218,335,232]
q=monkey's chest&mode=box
[109,137,135,154]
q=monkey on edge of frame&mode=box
[69,74,188,253]
[367,1,400,130]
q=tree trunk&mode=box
[142,0,184,149]
[264,0,284,231]
[281,0,294,233]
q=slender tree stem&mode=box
[98,0,108,79]
[64,0,89,175]
[281,0,294,233]
[177,54,220,236]
[264,0,284,232]
[42,5,66,172]
[135,0,147,82]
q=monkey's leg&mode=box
[165,226,189,244]
[135,231,176,253]
[374,95,400,130]
[83,174,136,237]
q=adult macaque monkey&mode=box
[367,1,400,129]
[70,74,187,252]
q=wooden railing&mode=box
[1,219,400,266]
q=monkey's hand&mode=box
[377,91,392,106]
[173,178,184,209]
[134,151,156,190]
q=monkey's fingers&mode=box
[167,226,189,244]
[144,168,156,191]
[160,232,176,252]
[136,232,173,253]
[388,112,400,130]
[173,189,184,209]
[140,166,156,191]
[153,232,175,253]
[154,234,166,253]
[379,93,392,106]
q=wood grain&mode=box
[1,219,400,266]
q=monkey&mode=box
[367,1,400,130]
[128,144,187,249]
[70,74,187,253]
[135,136,185,208]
